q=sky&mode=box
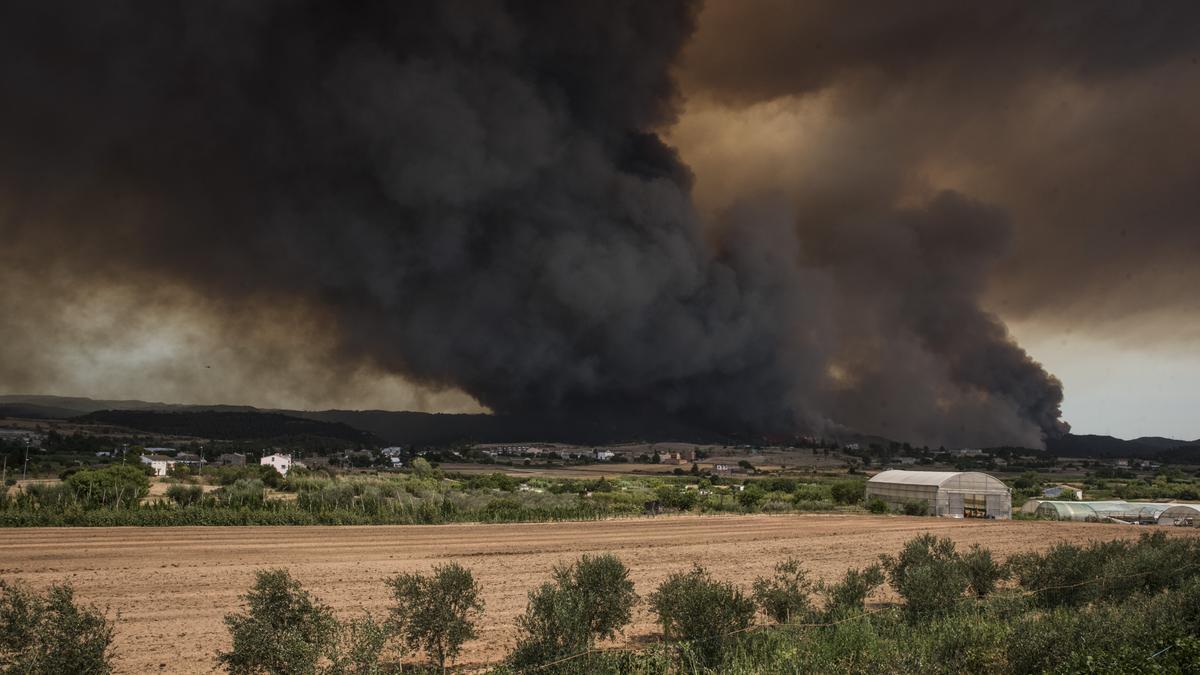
[0,1,1197,443]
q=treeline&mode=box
[1,466,870,527]
[5,531,1199,673]
[74,410,378,445]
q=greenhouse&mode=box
[1019,499,1044,515]
[865,470,1011,518]
[1157,504,1200,527]
[1034,500,1176,524]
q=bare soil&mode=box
[2,514,1196,673]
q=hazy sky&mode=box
[1,1,1197,443]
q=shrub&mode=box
[881,534,968,621]
[166,483,204,507]
[753,557,815,624]
[388,562,483,669]
[655,485,698,511]
[409,458,435,478]
[900,500,930,516]
[510,554,637,667]
[1009,540,1120,609]
[793,483,832,502]
[326,612,393,675]
[961,544,1007,598]
[830,480,865,505]
[648,565,756,666]
[819,564,884,618]
[0,579,114,674]
[219,569,340,674]
[737,485,767,509]
[64,464,150,508]
[215,479,268,508]
[866,497,889,514]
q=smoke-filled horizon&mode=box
[9,1,1192,446]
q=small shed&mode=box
[865,470,1011,518]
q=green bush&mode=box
[737,485,767,509]
[388,562,483,669]
[882,534,968,621]
[900,499,930,516]
[64,464,150,508]
[752,557,814,624]
[655,485,698,511]
[166,483,204,507]
[0,579,114,674]
[219,569,340,674]
[215,479,268,508]
[326,612,393,675]
[829,480,865,505]
[1009,540,1120,608]
[510,554,637,668]
[648,565,756,666]
[220,569,396,674]
[818,564,884,619]
[409,458,435,478]
[865,497,889,514]
[961,544,1007,598]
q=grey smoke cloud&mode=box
[0,0,1071,446]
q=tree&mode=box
[649,565,755,666]
[881,534,968,621]
[830,480,865,505]
[219,569,339,674]
[409,457,435,478]
[510,554,637,667]
[752,557,815,624]
[0,579,114,674]
[388,563,483,669]
[166,483,204,507]
[818,564,884,619]
[961,544,1008,598]
[738,485,766,509]
[64,464,150,508]
[866,497,889,514]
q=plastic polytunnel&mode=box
[865,470,1011,518]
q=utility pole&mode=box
[22,437,29,481]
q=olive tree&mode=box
[388,562,483,669]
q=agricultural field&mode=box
[3,513,1195,673]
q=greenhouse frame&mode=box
[865,470,1012,518]
[1157,504,1200,527]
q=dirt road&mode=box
[2,514,1193,673]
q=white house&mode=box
[1042,485,1083,500]
[594,450,615,461]
[140,454,175,477]
[261,453,294,476]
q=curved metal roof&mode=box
[1159,504,1200,518]
[867,470,1006,489]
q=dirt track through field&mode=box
[3,514,1196,673]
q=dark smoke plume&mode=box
[679,0,1200,337]
[0,0,1068,446]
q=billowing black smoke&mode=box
[0,0,1067,446]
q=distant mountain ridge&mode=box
[74,409,378,445]
[1,394,1197,455]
